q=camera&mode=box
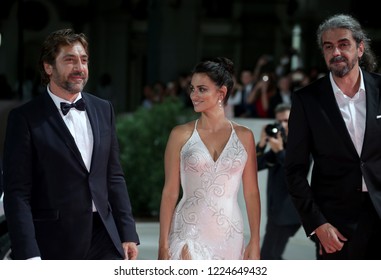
[265,122,283,138]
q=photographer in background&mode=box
[256,103,302,259]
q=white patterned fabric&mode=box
[168,120,248,259]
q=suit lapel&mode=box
[317,76,359,156]
[42,91,88,171]
[81,93,99,172]
[362,71,381,157]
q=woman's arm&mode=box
[236,125,261,260]
[158,125,186,259]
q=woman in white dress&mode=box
[158,57,261,260]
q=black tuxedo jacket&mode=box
[3,91,139,259]
[285,70,381,237]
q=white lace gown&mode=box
[168,120,248,260]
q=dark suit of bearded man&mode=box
[285,70,381,259]
[3,90,139,259]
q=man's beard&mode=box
[52,71,88,94]
[62,79,88,93]
[328,55,357,78]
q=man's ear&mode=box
[358,41,365,59]
[43,62,53,75]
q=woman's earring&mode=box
[218,99,223,109]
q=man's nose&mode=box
[74,60,85,70]
[332,46,341,56]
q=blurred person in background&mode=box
[267,74,293,119]
[234,68,255,117]
[256,103,302,259]
[246,72,277,118]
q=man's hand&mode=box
[122,242,139,260]
[315,223,347,254]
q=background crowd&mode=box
[138,52,325,120]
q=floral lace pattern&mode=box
[168,120,248,260]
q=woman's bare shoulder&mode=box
[171,120,196,134]
[169,120,197,145]
[231,121,253,135]
[231,121,255,144]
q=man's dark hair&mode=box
[38,29,89,86]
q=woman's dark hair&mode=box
[316,14,377,72]
[191,57,234,105]
[38,28,89,86]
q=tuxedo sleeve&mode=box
[3,109,41,259]
[284,92,327,236]
[106,102,140,244]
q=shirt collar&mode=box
[329,69,365,99]
[47,85,83,110]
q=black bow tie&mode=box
[60,98,86,115]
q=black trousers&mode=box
[319,193,381,260]
[85,212,123,260]
[260,220,301,260]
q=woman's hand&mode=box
[158,247,171,260]
[243,241,260,260]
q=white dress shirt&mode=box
[47,88,94,171]
[330,70,367,192]
[47,87,96,208]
